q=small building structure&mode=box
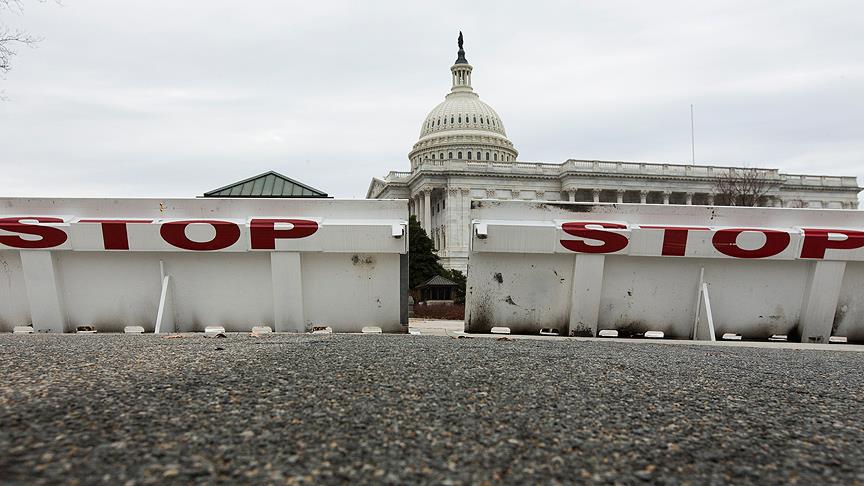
[415,275,458,304]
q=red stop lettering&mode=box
[160,220,241,251]
[560,222,629,254]
[250,219,318,250]
[800,228,864,259]
[712,228,790,259]
[640,225,710,256]
[78,219,153,250]
[0,217,68,249]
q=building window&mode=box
[458,116,462,123]
[442,200,445,209]
[468,151,472,160]
[431,153,435,159]
[458,151,462,159]
[476,151,481,160]
[450,116,454,123]
[443,117,447,125]
[437,119,440,126]
[494,153,498,161]
[473,116,477,123]
[448,152,453,159]
[440,152,444,159]
[486,152,490,160]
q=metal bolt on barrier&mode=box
[124,326,145,334]
[598,330,618,338]
[13,326,34,334]
[644,331,665,339]
[361,326,382,334]
[490,327,511,334]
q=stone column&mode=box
[639,190,648,204]
[616,190,624,204]
[662,191,671,205]
[423,189,432,234]
[592,189,601,203]
[707,194,715,206]
[685,192,693,205]
[567,189,575,202]
[445,188,460,256]
[461,188,472,250]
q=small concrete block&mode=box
[598,329,618,338]
[722,333,742,341]
[644,331,664,339]
[408,329,421,335]
[124,326,145,334]
[204,326,226,335]
[829,336,848,344]
[251,326,273,334]
[76,325,97,334]
[490,327,511,334]
[13,326,34,334]
[362,326,382,334]
[539,328,560,336]
[768,334,788,342]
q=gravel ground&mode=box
[1,334,864,485]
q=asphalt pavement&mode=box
[2,333,864,484]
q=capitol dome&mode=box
[408,33,518,169]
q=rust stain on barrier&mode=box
[833,303,848,334]
[544,203,597,213]
[351,254,376,266]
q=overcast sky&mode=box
[1,0,862,199]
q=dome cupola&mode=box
[408,32,518,169]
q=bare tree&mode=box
[0,0,49,75]
[713,167,779,207]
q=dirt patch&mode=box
[492,272,503,284]
[544,203,597,213]
[351,255,376,266]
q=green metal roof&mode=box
[203,171,329,198]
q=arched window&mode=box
[437,119,440,126]
[450,116,454,123]
[494,153,498,161]
[458,151,462,159]
[467,151,472,160]
[476,151,481,160]
[431,153,435,160]
[473,116,477,123]
[448,152,453,159]
[486,152,490,160]
[443,117,447,125]
[440,152,444,159]
[458,116,462,123]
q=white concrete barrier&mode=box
[465,200,864,343]
[0,198,408,333]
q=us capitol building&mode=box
[367,34,862,272]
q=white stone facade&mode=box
[367,37,862,273]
